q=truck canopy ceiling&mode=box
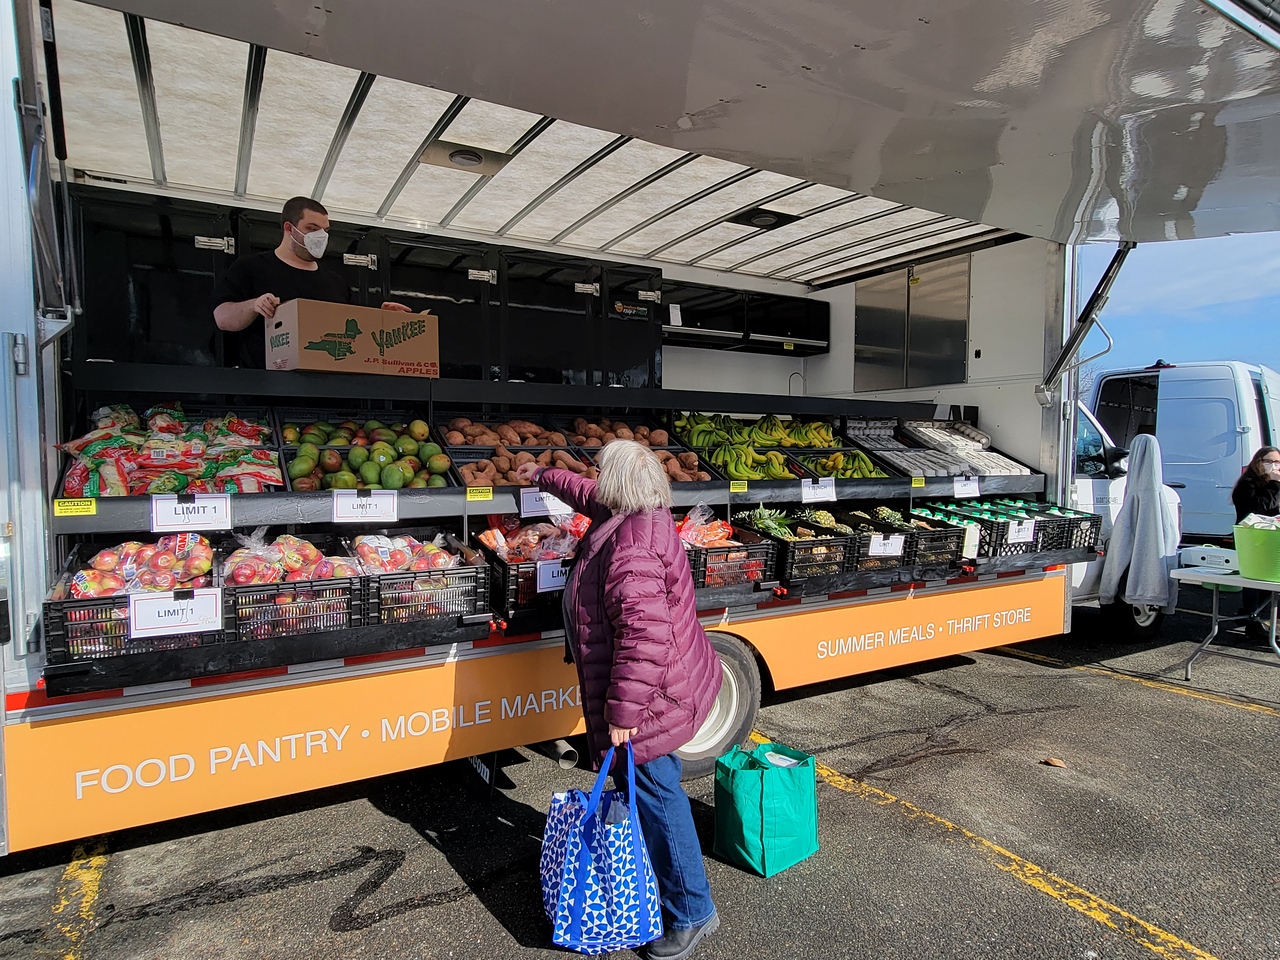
[44,0,1280,280]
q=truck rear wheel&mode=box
[675,632,761,780]
[1102,570,1166,640]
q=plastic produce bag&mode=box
[713,740,819,877]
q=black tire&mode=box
[1101,570,1166,640]
[675,632,762,780]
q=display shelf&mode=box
[51,470,1046,534]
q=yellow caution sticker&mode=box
[466,486,494,502]
[729,481,748,493]
[911,477,925,488]
[54,498,97,517]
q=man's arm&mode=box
[214,293,280,332]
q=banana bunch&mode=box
[779,420,837,448]
[798,450,888,479]
[708,445,795,481]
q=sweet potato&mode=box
[493,455,512,474]
[496,424,520,446]
[656,450,675,463]
[463,424,487,438]
[583,424,604,439]
[573,435,587,445]
[678,452,699,471]
[695,471,712,482]
[548,432,567,447]
[614,427,634,441]
[444,430,465,445]
[634,425,650,440]
[649,429,668,446]
[448,418,472,431]
[582,437,601,447]
[506,470,520,483]
[536,451,552,466]
[514,451,536,467]
[665,459,682,478]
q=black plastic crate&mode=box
[737,523,851,581]
[44,593,225,663]
[843,518,914,572]
[364,564,490,625]
[991,501,1101,552]
[474,540,575,620]
[684,527,777,588]
[906,520,967,566]
[926,505,1041,557]
[225,575,364,642]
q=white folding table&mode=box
[1170,567,1280,680]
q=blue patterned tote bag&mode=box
[540,743,663,953]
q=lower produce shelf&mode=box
[40,617,495,697]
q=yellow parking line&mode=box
[51,838,108,960]
[993,646,1280,718]
[749,732,1219,960]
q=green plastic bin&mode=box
[1233,524,1280,582]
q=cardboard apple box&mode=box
[265,299,440,378]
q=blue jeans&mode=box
[616,752,716,930]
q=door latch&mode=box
[342,253,379,270]
[194,236,235,254]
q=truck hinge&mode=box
[637,289,661,303]
[342,253,378,270]
[574,282,600,296]
[468,268,498,284]
[11,333,29,376]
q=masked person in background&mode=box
[212,196,410,368]
[1231,446,1280,642]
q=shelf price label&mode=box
[521,487,572,518]
[800,477,837,504]
[128,588,222,640]
[729,480,748,494]
[868,534,906,558]
[952,476,981,499]
[536,559,571,593]
[910,477,925,489]
[331,489,399,523]
[1006,519,1036,544]
[150,494,232,532]
[466,486,494,502]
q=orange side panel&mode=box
[4,646,584,852]
[735,575,1066,690]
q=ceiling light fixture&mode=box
[727,206,801,231]
[448,148,485,167]
[749,211,779,227]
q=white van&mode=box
[1088,361,1280,538]
[1071,402,1182,638]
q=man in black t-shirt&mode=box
[212,196,410,367]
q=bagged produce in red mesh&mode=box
[70,534,214,596]
[478,522,580,561]
[676,503,738,548]
[352,534,424,573]
[558,512,592,540]
[144,402,187,435]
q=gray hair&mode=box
[595,440,672,515]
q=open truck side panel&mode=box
[1,0,1278,854]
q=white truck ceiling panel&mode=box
[50,0,152,180]
[147,20,246,192]
[247,52,360,200]
[81,0,1280,248]
[323,77,461,213]
[444,99,542,155]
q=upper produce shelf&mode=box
[70,363,943,420]
[50,474,1045,535]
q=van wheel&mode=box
[675,632,761,781]
[1102,571,1166,640]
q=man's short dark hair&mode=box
[281,196,328,228]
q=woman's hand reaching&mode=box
[609,724,638,746]
[514,462,540,483]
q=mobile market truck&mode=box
[0,0,1276,854]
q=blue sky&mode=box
[1077,232,1280,373]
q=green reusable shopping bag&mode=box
[713,741,818,877]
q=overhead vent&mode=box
[725,206,801,231]
[418,140,512,177]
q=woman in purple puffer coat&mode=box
[517,440,722,960]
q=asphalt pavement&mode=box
[2,598,1278,960]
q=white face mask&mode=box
[291,224,329,259]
